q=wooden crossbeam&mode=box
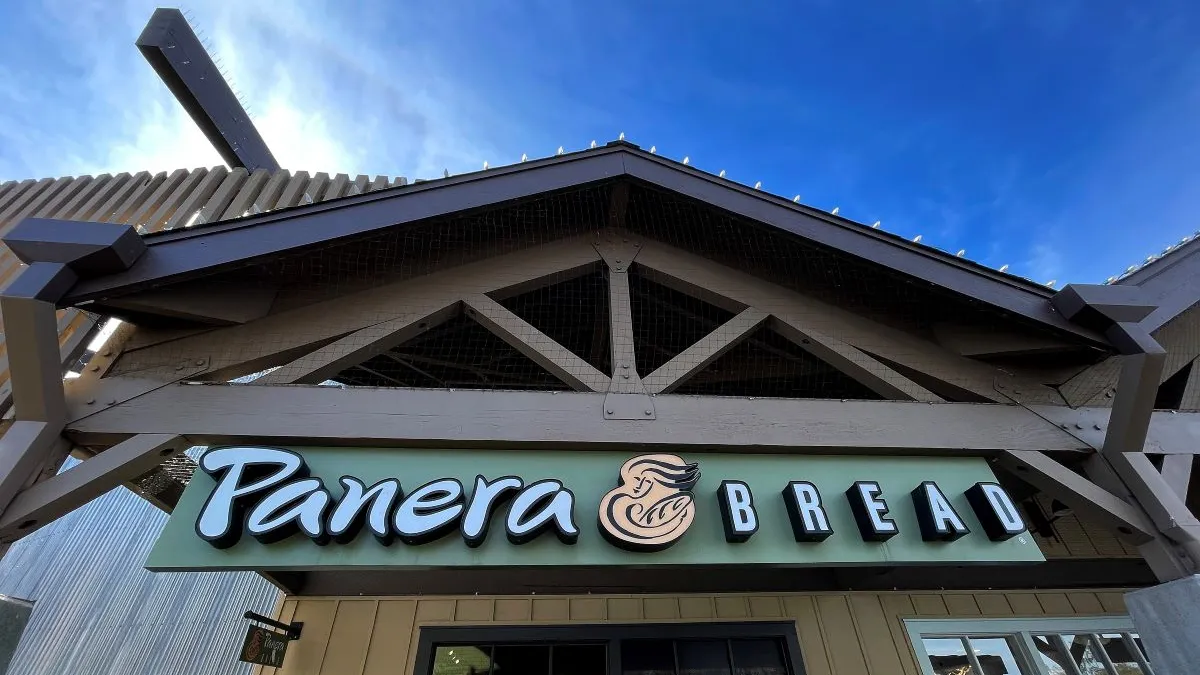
[999,449,1156,543]
[635,245,984,402]
[463,294,610,392]
[0,434,182,542]
[643,307,768,394]
[257,303,461,385]
[66,383,1091,455]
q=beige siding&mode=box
[259,589,1131,675]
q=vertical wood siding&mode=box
[263,589,1130,675]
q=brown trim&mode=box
[44,144,1104,345]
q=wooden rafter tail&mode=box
[462,294,610,393]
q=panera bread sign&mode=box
[193,448,1027,553]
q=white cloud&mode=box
[1,0,502,182]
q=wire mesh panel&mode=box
[495,266,612,376]
[671,326,884,400]
[629,265,737,377]
[331,312,571,391]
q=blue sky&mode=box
[2,1,1199,286]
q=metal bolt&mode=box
[622,238,628,243]
[1105,391,1114,398]
[175,364,184,371]
[622,363,629,369]
[1060,423,1068,429]
[1074,423,1083,429]
[606,409,613,414]
[644,410,652,416]
[86,399,95,405]
[195,359,204,366]
[107,400,116,405]
[616,259,623,263]
[90,365,100,372]
[1093,424,1102,430]
[622,374,630,379]
[1013,389,1022,395]
[102,350,112,357]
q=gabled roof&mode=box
[30,142,1105,344]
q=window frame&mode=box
[905,616,1152,675]
[413,622,807,675]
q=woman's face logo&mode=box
[598,454,700,552]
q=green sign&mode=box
[239,625,289,667]
[147,447,1043,571]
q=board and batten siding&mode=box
[255,589,1131,675]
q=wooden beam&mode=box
[1160,454,1193,500]
[1110,451,1200,543]
[66,382,1091,454]
[634,243,1038,404]
[109,235,602,380]
[462,294,610,392]
[769,316,941,402]
[999,450,1156,543]
[257,303,461,385]
[1181,358,1200,410]
[643,307,767,394]
[103,284,277,325]
[0,434,182,542]
[0,421,68,515]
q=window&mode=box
[417,624,805,675]
[906,618,1153,675]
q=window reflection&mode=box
[966,637,1022,675]
[434,646,494,675]
[922,637,976,675]
[1096,634,1145,674]
[730,639,788,675]
[677,641,732,675]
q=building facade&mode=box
[2,139,1200,675]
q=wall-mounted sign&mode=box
[239,625,289,667]
[148,447,1044,571]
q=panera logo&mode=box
[192,448,1027,551]
[598,454,700,552]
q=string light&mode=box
[753,181,762,190]
[521,153,528,162]
[682,156,690,165]
[719,170,726,178]
[590,140,597,149]
[556,146,564,156]
[618,132,625,141]
[649,146,657,154]
[956,249,966,257]
[871,221,881,229]
[793,195,801,203]
[999,264,1010,273]
[482,161,489,170]
[831,206,839,215]
[912,234,922,243]
[1045,280,1057,288]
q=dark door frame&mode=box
[412,621,808,675]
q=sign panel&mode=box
[239,625,289,667]
[148,447,1043,570]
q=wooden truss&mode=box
[1,173,1199,584]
